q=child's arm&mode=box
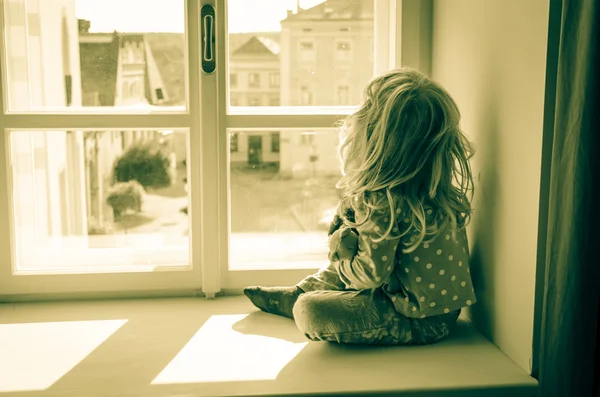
[334,196,400,290]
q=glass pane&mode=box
[228,0,374,107]
[2,0,185,111]
[9,129,190,271]
[229,129,340,269]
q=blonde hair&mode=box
[336,68,475,253]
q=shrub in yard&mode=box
[113,142,171,189]
[106,180,145,220]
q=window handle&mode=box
[201,4,215,74]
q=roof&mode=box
[232,36,280,56]
[282,0,373,22]
[229,32,280,53]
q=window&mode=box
[230,97,240,106]
[248,73,260,88]
[335,40,353,62]
[230,133,239,152]
[271,133,280,153]
[269,72,280,88]
[156,88,164,100]
[0,0,393,296]
[300,132,315,145]
[298,40,316,62]
[300,85,313,105]
[337,86,350,105]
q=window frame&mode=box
[0,0,207,297]
[0,0,401,298]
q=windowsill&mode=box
[0,296,538,397]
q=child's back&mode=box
[245,67,477,346]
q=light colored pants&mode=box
[294,263,461,345]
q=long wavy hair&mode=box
[336,68,475,253]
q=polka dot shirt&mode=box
[333,193,477,318]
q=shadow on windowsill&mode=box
[232,310,309,343]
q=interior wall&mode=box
[430,0,550,373]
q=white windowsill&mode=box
[0,296,538,397]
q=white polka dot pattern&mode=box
[382,216,475,318]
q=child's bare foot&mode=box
[243,286,303,319]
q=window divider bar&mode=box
[1,114,192,130]
[225,114,348,130]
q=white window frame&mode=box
[0,0,206,298]
[0,0,401,299]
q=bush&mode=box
[106,181,145,220]
[113,142,171,189]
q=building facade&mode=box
[228,0,373,177]
[3,0,87,259]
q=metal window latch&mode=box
[201,4,216,74]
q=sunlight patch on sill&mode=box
[152,314,308,384]
[0,319,128,392]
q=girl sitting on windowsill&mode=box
[244,67,477,346]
